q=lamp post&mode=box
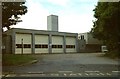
[21,38,23,54]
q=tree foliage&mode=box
[2,2,27,30]
[91,2,120,56]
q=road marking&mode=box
[59,71,72,73]
[106,73,111,76]
[85,71,100,73]
[2,75,6,77]
[50,73,59,76]
[96,73,100,75]
[77,73,82,76]
[99,73,105,76]
[85,73,89,76]
[70,73,77,76]
[89,73,93,75]
[64,73,67,76]
[20,74,44,77]
[20,74,31,77]
[5,74,16,77]
[28,72,43,74]
[39,74,46,76]
[112,71,120,73]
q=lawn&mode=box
[2,54,37,66]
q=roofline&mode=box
[11,28,78,34]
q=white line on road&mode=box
[28,72,43,74]
[20,74,31,77]
[112,71,120,73]
[5,74,16,77]
[99,73,105,76]
[85,71,100,73]
[85,73,89,76]
[59,71,72,73]
[96,73,100,75]
[70,73,77,76]
[77,73,82,76]
[89,73,93,75]
[106,73,111,76]
[50,74,59,76]
[64,73,67,76]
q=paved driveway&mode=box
[3,53,120,77]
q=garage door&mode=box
[15,33,32,54]
[35,35,48,54]
[52,36,63,53]
[66,37,76,53]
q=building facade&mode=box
[78,32,102,52]
[3,28,78,54]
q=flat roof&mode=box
[4,28,78,37]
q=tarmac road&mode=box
[2,53,120,77]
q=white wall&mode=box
[79,33,102,44]
[78,33,88,43]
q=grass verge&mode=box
[2,54,37,66]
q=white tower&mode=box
[47,15,58,31]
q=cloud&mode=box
[12,0,50,30]
[47,0,69,6]
[59,13,94,33]
[11,0,98,33]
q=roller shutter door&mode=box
[35,35,48,54]
[66,37,76,53]
[52,36,63,53]
[15,34,32,54]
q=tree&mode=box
[2,2,27,31]
[91,2,120,57]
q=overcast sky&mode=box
[11,0,98,33]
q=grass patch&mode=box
[2,54,36,66]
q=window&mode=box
[16,44,22,48]
[41,44,48,48]
[52,45,56,48]
[66,45,69,48]
[66,45,75,48]
[35,44,41,48]
[35,44,48,48]
[16,44,31,48]
[52,45,63,48]
[24,44,31,48]
[58,45,62,48]
[81,35,84,40]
